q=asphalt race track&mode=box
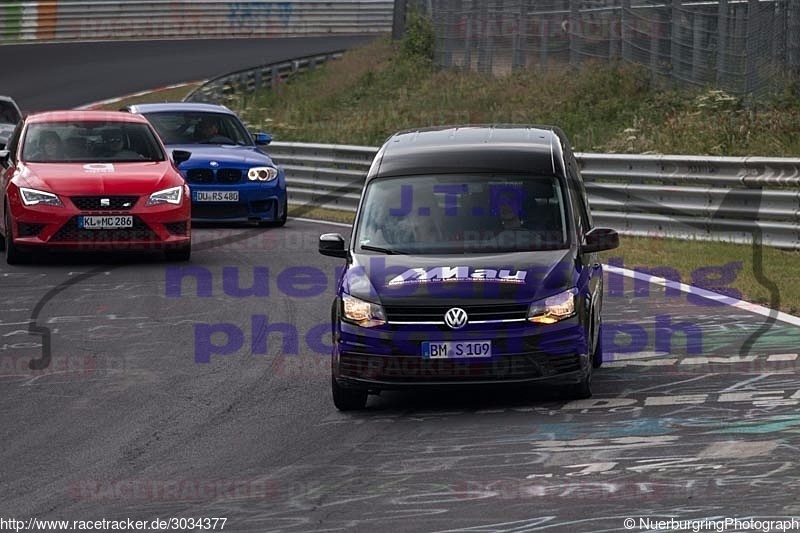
[2,38,800,532]
[2,36,375,113]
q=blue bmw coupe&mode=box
[125,103,287,226]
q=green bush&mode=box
[400,7,434,62]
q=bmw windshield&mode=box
[141,111,254,146]
[355,174,570,254]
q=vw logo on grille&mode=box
[444,307,468,330]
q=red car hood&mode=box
[18,162,182,196]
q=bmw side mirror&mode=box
[319,233,348,258]
[582,227,619,254]
[172,149,191,166]
[253,133,272,146]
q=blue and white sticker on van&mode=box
[387,266,527,286]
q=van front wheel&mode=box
[332,376,368,411]
[566,357,592,400]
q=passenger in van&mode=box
[407,186,444,244]
[362,183,443,248]
[361,186,406,246]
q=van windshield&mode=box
[356,174,569,254]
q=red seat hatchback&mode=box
[0,110,192,264]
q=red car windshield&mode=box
[22,121,167,163]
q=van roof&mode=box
[371,125,570,179]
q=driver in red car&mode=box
[32,130,65,161]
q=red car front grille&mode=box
[71,196,139,211]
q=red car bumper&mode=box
[8,197,190,252]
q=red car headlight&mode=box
[145,186,183,206]
[19,187,63,207]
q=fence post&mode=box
[539,16,552,70]
[716,0,728,87]
[788,0,800,71]
[270,66,280,91]
[512,2,526,70]
[569,0,580,66]
[477,0,491,74]
[744,0,759,95]
[691,11,704,85]
[393,0,408,40]
[649,7,661,75]
[254,68,262,92]
[621,0,631,62]
[464,0,473,70]
[670,0,681,82]
[439,0,456,68]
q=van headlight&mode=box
[527,289,577,324]
[342,294,386,328]
[247,166,278,182]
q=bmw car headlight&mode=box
[342,294,386,328]
[146,186,183,206]
[19,187,63,207]
[527,289,577,324]
[247,166,278,182]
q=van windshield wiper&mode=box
[360,245,407,255]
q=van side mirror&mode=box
[319,233,348,258]
[582,227,619,253]
[172,149,191,166]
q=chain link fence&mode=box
[408,0,800,99]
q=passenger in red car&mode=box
[36,130,64,161]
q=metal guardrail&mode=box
[0,1,393,42]
[268,141,800,250]
[183,51,345,104]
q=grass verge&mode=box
[604,237,800,315]
[98,83,200,110]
